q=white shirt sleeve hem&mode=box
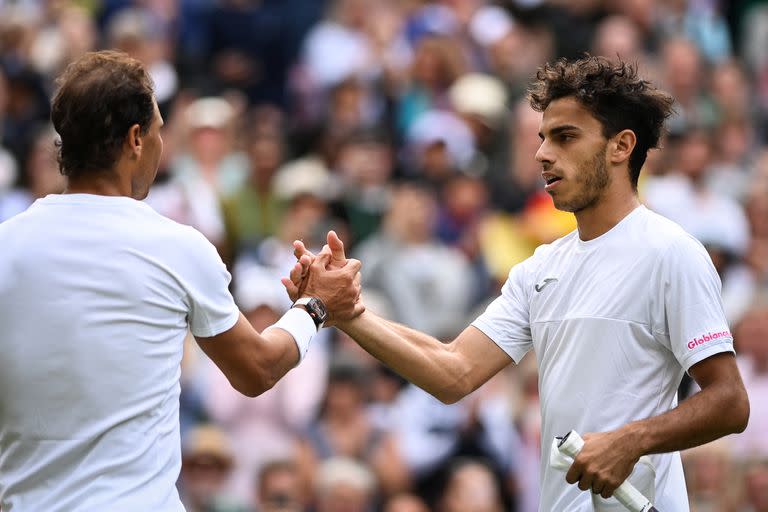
[470,319,529,364]
[190,308,240,338]
[682,341,735,373]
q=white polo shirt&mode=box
[472,205,734,511]
[0,194,240,511]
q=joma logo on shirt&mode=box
[687,330,731,350]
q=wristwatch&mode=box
[293,297,328,330]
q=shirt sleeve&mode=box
[654,235,734,372]
[179,228,240,338]
[471,259,533,363]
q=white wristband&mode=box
[264,307,317,364]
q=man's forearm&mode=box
[623,374,749,456]
[338,311,467,403]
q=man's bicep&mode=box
[452,325,515,393]
[195,313,254,381]
[688,352,743,390]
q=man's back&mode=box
[0,194,238,511]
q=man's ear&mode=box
[610,129,636,165]
[126,123,143,158]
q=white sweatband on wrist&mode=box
[263,307,317,364]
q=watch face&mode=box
[307,298,328,322]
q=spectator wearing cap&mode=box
[169,96,248,249]
[404,109,476,185]
[201,264,329,503]
[179,424,248,512]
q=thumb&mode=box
[327,230,347,265]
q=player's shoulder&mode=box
[529,230,579,264]
[636,206,705,253]
[137,203,208,244]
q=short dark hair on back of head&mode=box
[51,50,155,178]
[527,55,674,188]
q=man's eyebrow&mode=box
[538,124,581,140]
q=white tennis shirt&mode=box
[472,205,734,511]
[0,194,240,511]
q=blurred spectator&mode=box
[660,37,716,135]
[743,155,768,288]
[202,0,300,107]
[398,22,466,135]
[382,492,430,512]
[106,7,178,113]
[437,458,505,512]
[592,14,644,63]
[331,129,395,245]
[391,371,521,508]
[740,457,768,512]
[314,457,377,512]
[179,424,248,512]
[170,96,247,248]
[297,355,406,498]
[28,4,96,79]
[354,182,475,338]
[683,439,741,512]
[730,304,768,460]
[0,124,63,221]
[255,459,306,512]
[222,106,287,255]
[657,0,733,64]
[404,109,476,185]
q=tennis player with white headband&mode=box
[287,55,750,511]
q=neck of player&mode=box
[64,168,135,198]
[575,181,641,242]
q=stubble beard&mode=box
[551,144,610,213]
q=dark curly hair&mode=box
[51,51,155,178]
[527,55,674,188]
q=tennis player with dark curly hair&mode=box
[288,55,750,511]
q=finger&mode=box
[289,261,304,284]
[299,254,312,274]
[344,258,362,274]
[293,240,311,260]
[327,230,347,263]
[281,277,299,300]
[312,248,332,269]
[577,474,593,492]
[592,483,605,496]
[600,485,615,499]
[565,464,581,485]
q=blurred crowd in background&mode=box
[1,0,767,510]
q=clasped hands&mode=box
[280,230,365,327]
